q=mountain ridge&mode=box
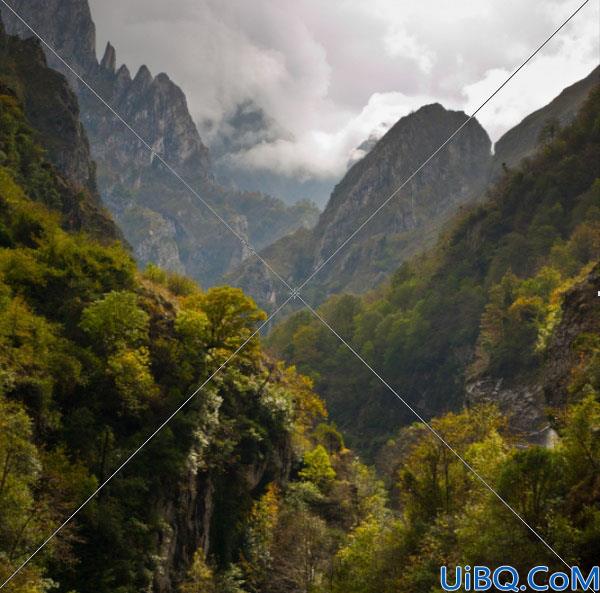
[2,0,319,285]
[230,102,493,307]
[230,68,600,309]
[0,17,120,240]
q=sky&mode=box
[88,0,599,183]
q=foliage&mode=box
[268,87,600,456]
[0,83,329,593]
[299,445,336,490]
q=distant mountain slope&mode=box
[2,0,318,285]
[231,103,492,307]
[231,68,600,309]
[209,100,335,207]
[0,19,119,240]
[268,86,600,455]
[492,65,600,174]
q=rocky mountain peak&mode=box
[3,0,320,288]
[1,0,97,84]
[115,63,131,85]
[133,64,153,88]
[100,40,116,73]
[231,103,493,307]
[313,103,491,267]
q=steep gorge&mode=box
[2,0,319,286]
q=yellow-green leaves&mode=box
[80,291,149,352]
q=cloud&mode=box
[225,91,441,178]
[88,0,599,182]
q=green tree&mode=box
[80,291,149,353]
[179,549,215,593]
[299,445,336,491]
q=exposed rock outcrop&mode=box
[466,263,600,447]
[0,18,120,240]
[232,104,492,308]
[543,262,600,405]
[2,0,318,286]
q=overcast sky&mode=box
[88,0,599,181]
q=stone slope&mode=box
[492,65,600,174]
[2,0,318,285]
[231,103,492,307]
[0,18,120,240]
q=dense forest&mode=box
[269,87,600,456]
[0,15,598,593]
[0,55,332,591]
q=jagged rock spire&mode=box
[100,41,116,73]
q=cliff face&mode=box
[313,104,491,267]
[0,18,119,239]
[543,262,600,405]
[232,104,492,307]
[2,0,317,286]
[466,263,600,447]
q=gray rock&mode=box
[2,0,317,287]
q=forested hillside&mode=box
[268,86,600,455]
[0,28,331,592]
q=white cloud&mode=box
[88,0,599,182]
[226,91,440,178]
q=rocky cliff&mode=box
[232,103,492,307]
[2,0,318,286]
[0,18,119,240]
[466,262,600,447]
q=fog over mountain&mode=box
[88,0,599,204]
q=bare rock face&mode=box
[465,379,555,447]
[232,104,492,308]
[2,0,317,286]
[0,18,120,240]
[543,263,600,405]
[466,263,600,448]
[313,104,491,269]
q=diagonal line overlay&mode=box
[0,294,294,588]
[295,0,592,293]
[297,294,571,568]
[0,0,295,295]
[0,0,593,586]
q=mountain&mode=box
[0,18,119,241]
[232,69,600,310]
[207,99,335,207]
[0,21,332,591]
[492,65,600,174]
[346,129,385,169]
[267,84,600,455]
[2,0,318,286]
[231,103,492,307]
